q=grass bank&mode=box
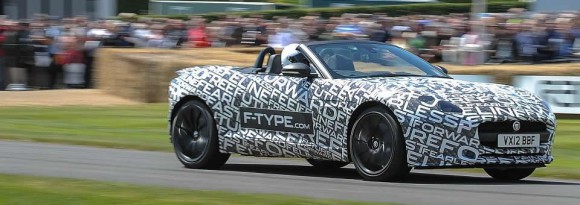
[0,174,387,205]
[0,104,170,151]
[0,104,578,179]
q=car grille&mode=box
[478,121,549,148]
[478,121,547,133]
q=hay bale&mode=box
[438,63,580,85]
[95,48,257,103]
[95,48,580,103]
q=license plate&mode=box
[498,134,540,148]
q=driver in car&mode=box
[281,43,310,67]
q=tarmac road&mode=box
[1,141,579,205]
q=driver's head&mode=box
[281,43,309,67]
[288,52,309,65]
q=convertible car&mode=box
[168,40,556,181]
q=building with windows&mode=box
[0,0,118,20]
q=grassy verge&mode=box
[0,174,387,205]
[0,104,578,179]
[0,104,171,152]
[534,119,580,179]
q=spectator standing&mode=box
[5,22,34,90]
[369,22,389,43]
[29,22,52,89]
[318,23,337,41]
[268,19,301,48]
[46,19,64,89]
[129,23,152,47]
[146,24,165,48]
[241,17,268,46]
[0,21,6,90]
[83,33,101,88]
[551,18,574,58]
[515,23,538,63]
[460,29,481,65]
[254,18,269,46]
[87,21,113,39]
[333,15,365,40]
[164,19,187,48]
[61,36,85,87]
[187,20,211,48]
[221,19,243,47]
[3,22,18,77]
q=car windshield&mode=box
[308,42,448,79]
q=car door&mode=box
[308,78,352,161]
[232,73,316,158]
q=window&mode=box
[308,42,447,79]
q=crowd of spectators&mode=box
[1,8,579,90]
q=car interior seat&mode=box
[326,54,355,71]
[265,54,283,74]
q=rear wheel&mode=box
[349,106,410,181]
[306,159,349,169]
[484,168,535,181]
[171,100,229,169]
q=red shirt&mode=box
[66,49,84,64]
[57,49,84,65]
[188,27,211,48]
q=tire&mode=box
[484,168,535,181]
[349,106,410,181]
[171,100,230,169]
[306,159,349,169]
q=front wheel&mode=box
[349,106,410,181]
[171,100,230,169]
[484,168,535,181]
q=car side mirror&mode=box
[436,65,449,74]
[282,63,313,77]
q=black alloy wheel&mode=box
[171,100,229,169]
[349,106,410,181]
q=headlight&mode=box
[437,101,463,113]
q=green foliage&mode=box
[117,0,150,15]
[214,0,304,4]
[116,0,302,15]
[116,1,522,17]
[144,0,301,3]
[140,1,529,21]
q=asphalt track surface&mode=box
[1,141,579,205]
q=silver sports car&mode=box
[168,40,556,181]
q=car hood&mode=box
[341,77,551,121]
